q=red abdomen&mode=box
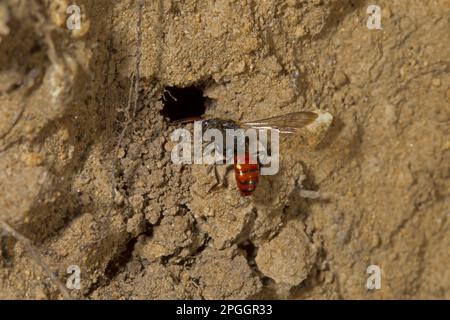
[234,154,260,196]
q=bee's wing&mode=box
[240,111,318,134]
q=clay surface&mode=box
[0,0,449,299]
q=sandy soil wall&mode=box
[0,0,448,299]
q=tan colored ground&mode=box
[0,0,449,299]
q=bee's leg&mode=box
[208,162,234,193]
[207,163,221,193]
[221,164,234,187]
[208,163,235,193]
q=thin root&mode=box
[0,219,72,300]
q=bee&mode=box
[174,111,330,196]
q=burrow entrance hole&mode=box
[161,85,208,122]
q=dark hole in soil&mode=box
[161,86,206,122]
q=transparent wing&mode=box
[240,111,318,133]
